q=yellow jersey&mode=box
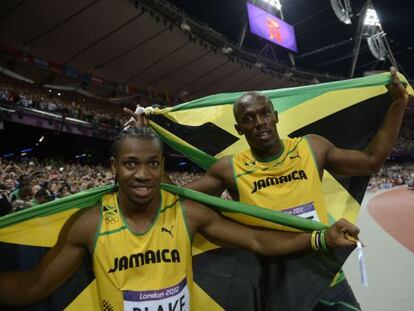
[92,190,193,311]
[230,136,329,231]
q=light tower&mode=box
[348,1,398,77]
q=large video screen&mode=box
[246,2,298,53]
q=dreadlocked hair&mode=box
[111,126,164,159]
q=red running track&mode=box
[368,186,414,253]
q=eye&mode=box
[149,160,160,167]
[124,161,136,168]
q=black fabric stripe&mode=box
[150,114,239,156]
[192,246,354,311]
[0,242,94,311]
[289,93,391,203]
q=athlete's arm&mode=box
[0,207,98,306]
[307,67,409,176]
[184,156,234,196]
[185,200,359,256]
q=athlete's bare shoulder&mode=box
[208,155,233,179]
[62,203,100,253]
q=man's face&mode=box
[111,137,164,207]
[234,97,278,152]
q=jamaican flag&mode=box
[148,72,412,225]
[145,71,413,310]
[0,184,333,311]
[0,72,412,310]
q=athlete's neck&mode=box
[118,192,160,230]
[252,138,283,161]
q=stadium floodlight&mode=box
[330,0,353,25]
[367,32,387,61]
[254,61,265,68]
[221,46,233,54]
[364,8,381,27]
[261,0,282,11]
[180,20,191,32]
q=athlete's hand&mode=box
[386,66,409,105]
[324,218,360,249]
[123,106,149,128]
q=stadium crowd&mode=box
[0,158,114,215]
[0,73,131,128]
[0,157,211,216]
[2,155,413,216]
[366,162,414,192]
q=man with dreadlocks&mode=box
[0,127,359,310]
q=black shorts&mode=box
[313,278,361,311]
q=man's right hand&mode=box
[123,106,149,128]
[325,218,360,249]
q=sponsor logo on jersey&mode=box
[161,225,174,238]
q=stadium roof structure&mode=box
[0,0,412,104]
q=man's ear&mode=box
[274,111,279,124]
[234,123,243,135]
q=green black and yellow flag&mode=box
[0,184,332,311]
[146,71,413,310]
[0,72,412,310]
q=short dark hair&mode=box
[35,188,51,199]
[111,127,164,159]
[233,92,274,123]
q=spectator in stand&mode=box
[0,184,12,216]
[367,162,414,192]
[12,185,33,212]
[31,188,53,206]
[0,157,115,215]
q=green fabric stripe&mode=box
[0,184,328,232]
[328,213,337,225]
[332,270,346,285]
[318,299,361,311]
[0,185,114,228]
[168,73,393,113]
[161,183,327,231]
[151,124,216,170]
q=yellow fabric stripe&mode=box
[277,85,388,137]
[191,233,220,256]
[0,209,79,247]
[64,280,100,311]
[192,281,225,311]
[149,120,200,152]
[322,172,360,224]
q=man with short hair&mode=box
[180,68,408,310]
[0,126,359,310]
